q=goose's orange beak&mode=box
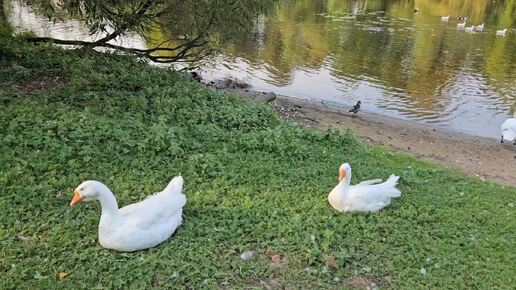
[339,168,346,181]
[70,190,83,206]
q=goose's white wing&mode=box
[119,176,186,229]
[357,179,383,186]
[345,175,401,212]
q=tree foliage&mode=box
[24,0,277,63]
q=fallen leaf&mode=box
[270,254,282,264]
[324,255,338,269]
[58,272,69,280]
[265,250,285,265]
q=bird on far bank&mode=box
[457,16,468,21]
[500,117,516,145]
[496,28,507,36]
[349,101,361,116]
[414,8,419,13]
[465,26,475,33]
[474,23,485,32]
[441,15,450,22]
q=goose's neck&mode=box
[342,169,352,187]
[338,169,352,197]
[97,187,119,217]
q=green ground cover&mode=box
[0,32,514,289]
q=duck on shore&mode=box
[349,101,361,116]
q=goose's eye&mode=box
[79,187,84,191]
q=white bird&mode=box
[457,22,466,29]
[496,28,507,36]
[501,118,516,145]
[474,23,485,32]
[328,163,401,213]
[70,176,186,252]
[441,15,450,22]
[465,26,475,33]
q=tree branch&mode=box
[24,34,209,64]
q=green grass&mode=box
[0,35,514,289]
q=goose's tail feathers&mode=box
[382,174,401,198]
[385,174,399,186]
[163,176,184,196]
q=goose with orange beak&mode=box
[328,163,401,212]
[70,176,186,252]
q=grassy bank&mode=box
[0,33,514,289]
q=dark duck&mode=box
[349,101,361,116]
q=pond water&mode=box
[5,0,516,138]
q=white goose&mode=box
[474,23,484,32]
[496,29,507,36]
[465,26,475,33]
[328,163,401,213]
[457,22,466,29]
[441,15,450,22]
[501,116,516,145]
[70,176,186,252]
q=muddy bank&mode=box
[207,78,516,188]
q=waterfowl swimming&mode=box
[496,28,507,36]
[70,176,186,252]
[501,118,516,145]
[349,101,361,116]
[474,23,485,32]
[457,22,466,29]
[465,26,475,33]
[441,15,450,22]
[328,163,401,213]
[457,16,468,21]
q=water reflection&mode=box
[201,0,516,138]
[5,0,516,138]
[4,0,147,48]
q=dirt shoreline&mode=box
[208,79,516,188]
